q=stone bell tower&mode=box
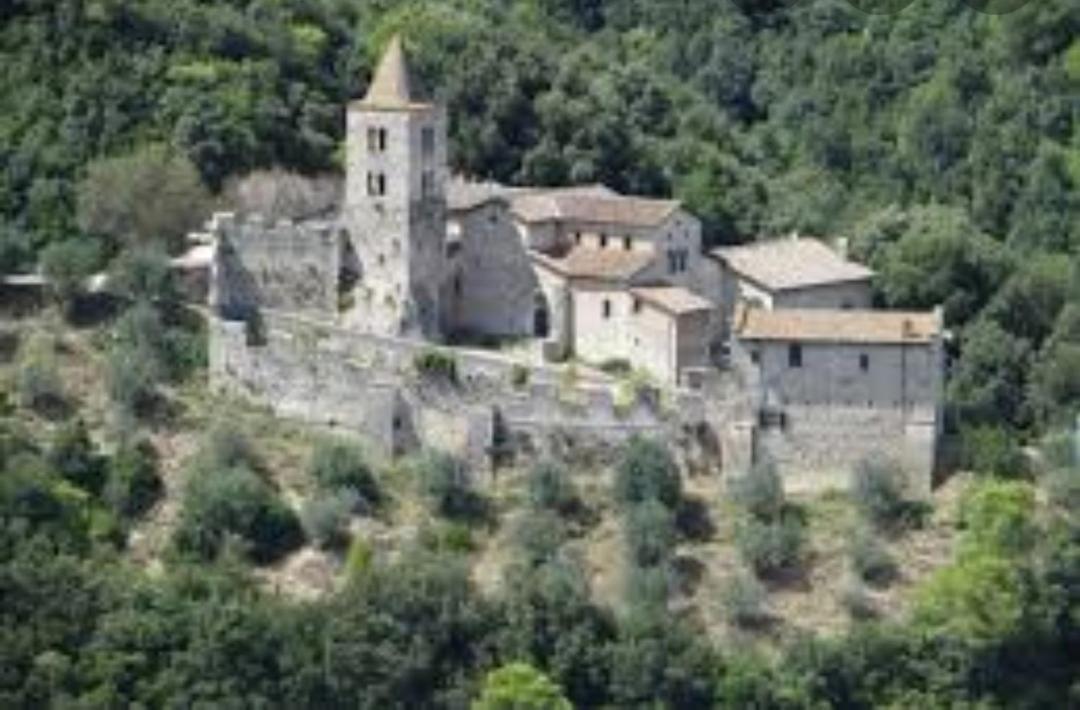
[341,35,448,339]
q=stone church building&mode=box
[204,36,947,493]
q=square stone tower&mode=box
[342,35,448,340]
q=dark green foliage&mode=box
[415,450,483,521]
[419,520,476,554]
[76,144,210,251]
[623,500,675,568]
[308,438,379,510]
[514,509,566,567]
[413,348,459,384]
[735,514,805,580]
[103,439,162,519]
[526,459,575,513]
[172,466,302,565]
[15,335,66,417]
[108,247,180,305]
[852,458,915,531]
[300,489,357,550]
[850,527,898,587]
[39,238,101,313]
[614,437,681,509]
[961,425,1028,478]
[46,419,104,495]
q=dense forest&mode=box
[2,0,1080,707]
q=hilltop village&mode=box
[205,36,945,493]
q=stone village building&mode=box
[203,36,946,494]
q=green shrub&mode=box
[109,247,180,305]
[309,438,380,509]
[40,238,101,313]
[961,425,1027,478]
[16,334,66,416]
[415,450,481,520]
[615,436,681,509]
[729,461,784,521]
[414,348,458,384]
[624,563,672,611]
[735,514,804,580]
[199,421,258,473]
[849,527,898,587]
[514,509,566,567]
[1046,467,1080,512]
[172,466,303,564]
[851,458,911,530]
[345,536,374,580]
[722,573,769,628]
[473,662,572,710]
[46,418,105,495]
[625,499,676,568]
[841,583,878,622]
[419,520,476,554]
[958,480,1036,558]
[300,490,357,550]
[103,439,162,519]
[526,459,575,513]
[105,343,160,418]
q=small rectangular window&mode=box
[860,353,870,372]
[600,234,609,249]
[421,127,435,157]
[574,232,582,246]
[603,299,612,319]
[632,298,642,314]
[367,127,379,152]
[421,171,435,199]
[751,350,760,365]
[788,343,803,368]
[378,128,387,152]
[623,236,633,251]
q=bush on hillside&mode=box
[415,450,482,521]
[46,418,105,495]
[722,573,770,629]
[105,343,160,420]
[615,436,681,510]
[960,425,1027,478]
[103,439,162,519]
[172,466,302,564]
[526,459,575,513]
[309,438,379,510]
[735,514,805,580]
[40,238,101,314]
[624,499,676,569]
[729,461,784,521]
[300,489,358,550]
[514,509,567,567]
[16,334,66,416]
[852,458,912,531]
[849,527,898,587]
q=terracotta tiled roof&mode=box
[630,286,715,316]
[357,35,431,110]
[531,247,654,283]
[711,237,873,291]
[512,187,681,227]
[735,306,942,345]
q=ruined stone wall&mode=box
[209,311,740,483]
[210,213,339,320]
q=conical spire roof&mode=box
[362,34,425,109]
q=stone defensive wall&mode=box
[209,311,750,482]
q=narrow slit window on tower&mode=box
[422,171,435,199]
[422,127,436,157]
[860,353,870,372]
[599,233,608,249]
[603,299,612,319]
[367,127,379,152]
[377,173,387,196]
[788,343,803,369]
[624,236,633,251]
[378,128,388,152]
